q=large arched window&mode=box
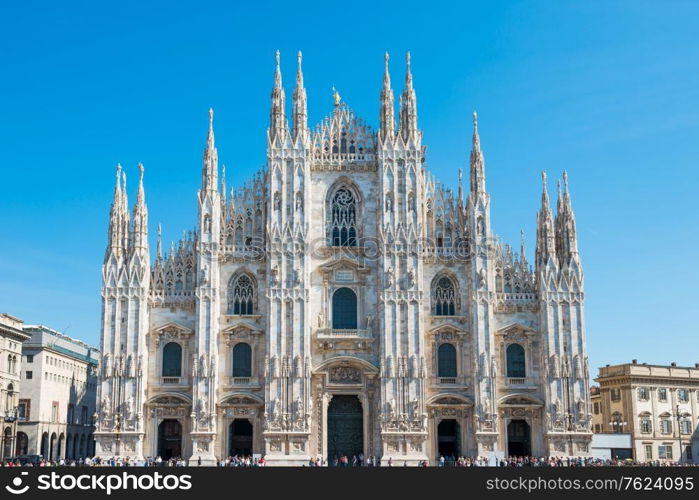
[438,343,457,377]
[228,274,255,315]
[232,343,252,377]
[329,187,357,246]
[162,342,182,377]
[332,287,357,329]
[506,343,526,378]
[432,276,456,316]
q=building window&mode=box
[437,343,457,378]
[26,371,33,379]
[677,389,689,403]
[432,276,456,316]
[51,402,59,423]
[644,445,653,461]
[26,354,33,363]
[660,419,672,434]
[161,342,182,377]
[593,402,600,415]
[640,416,652,434]
[610,388,621,401]
[680,418,692,434]
[686,446,693,461]
[67,404,75,424]
[232,343,252,377]
[81,406,88,424]
[329,187,357,246]
[637,387,649,401]
[506,344,526,378]
[17,399,29,421]
[658,445,673,460]
[332,287,357,329]
[658,388,667,402]
[228,274,256,315]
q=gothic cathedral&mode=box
[94,51,592,465]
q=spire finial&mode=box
[383,51,391,86]
[138,162,144,182]
[332,85,341,107]
[157,223,163,260]
[274,50,282,88]
[472,111,481,153]
[296,50,304,87]
[563,170,569,195]
[405,51,413,88]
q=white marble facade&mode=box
[95,52,592,465]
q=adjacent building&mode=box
[0,314,30,460]
[95,52,593,465]
[595,361,699,463]
[17,325,99,460]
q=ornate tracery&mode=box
[432,276,457,315]
[228,274,256,315]
[328,187,358,246]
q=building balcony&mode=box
[224,376,262,389]
[315,328,373,339]
[430,376,468,388]
[504,377,538,389]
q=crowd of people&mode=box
[1,454,696,467]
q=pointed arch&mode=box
[227,271,257,315]
[431,273,458,316]
[326,180,362,247]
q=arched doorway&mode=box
[58,433,64,460]
[16,432,28,456]
[507,419,531,457]
[327,395,363,462]
[437,420,460,458]
[40,432,48,458]
[157,419,182,460]
[49,433,57,461]
[2,427,12,458]
[228,419,253,456]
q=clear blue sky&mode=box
[1,1,697,374]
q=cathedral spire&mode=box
[520,229,528,269]
[269,50,288,142]
[292,50,308,142]
[105,163,125,260]
[130,163,149,256]
[469,111,486,198]
[202,108,219,193]
[156,223,163,263]
[399,51,418,141]
[221,164,227,208]
[535,171,557,271]
[121,169,130,253]
[379,51,395,143]
[555,170,580,266]
[458,168,464,206]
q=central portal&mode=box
[327,395,363,461]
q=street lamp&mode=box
[674,404,683,464]
[3,407,18,423]
[609,415,627,434]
